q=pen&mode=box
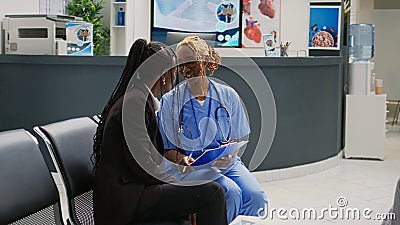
[187,150,194,162]
[182,150,195,173]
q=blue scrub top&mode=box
[158,79,250,159]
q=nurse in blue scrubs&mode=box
[158,36,267,223]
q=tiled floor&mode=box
[232,129,400,225]
[53,124,399,225]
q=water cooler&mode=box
[345,23,386,160]
[348,61,374,95]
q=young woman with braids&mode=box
[92,39,228,225]
[158,36,268,223]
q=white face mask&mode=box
[153,96,161,113]
[143,83,161,113]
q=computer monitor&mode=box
[165,32,217,46]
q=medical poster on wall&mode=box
[152,0,241,47]
[308,5,341,50]
[241,0,281,48]
[66,22,93,56]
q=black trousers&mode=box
[136,181,228,225]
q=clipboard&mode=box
[190,141,248,166]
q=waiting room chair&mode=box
[381,177,400,225]
[392,100,400,126]
[135,220,192,225]
[0,129,62,225]
[34,117,97,225]
[92,114,101,124]
[35,117,192,225]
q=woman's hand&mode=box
[164,150,186,163]
[165,150,195,174]
[180,155,195,166]
[178,155,195,174]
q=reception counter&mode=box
[0,55,344,171]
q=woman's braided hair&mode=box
[176,36,221,76]
[92,39,176,171]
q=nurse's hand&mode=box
[212,155,233,168]
[212,148,240,168]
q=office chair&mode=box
[0,129,62,225]
[34,117,97,225]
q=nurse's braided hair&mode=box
[92,39,176,172]
[176,36,221,76]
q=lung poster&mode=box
[242,0,281,48]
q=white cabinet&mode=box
[110,1,133,55]
[344,94,387,160]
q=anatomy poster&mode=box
[309,6,341,50]
[153,0,241,47]
[242,0,281,48]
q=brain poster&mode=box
[241,0,281,48]
[309,5,341,50]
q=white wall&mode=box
[281,0,309,56]
[102,0,111,29]
[0,0,40,19]
[113,0,310,57]
[131,0,151,47]
[373,10,400,100]
[0,0,40,54]
[0,0,318,58]
[353,0,400,99]
[39,0,66,15]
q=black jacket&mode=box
[93,82,174,225]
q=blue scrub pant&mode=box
[165,156,268,223]
[217,157,268,223]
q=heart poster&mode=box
[242,0,281,48]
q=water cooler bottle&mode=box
[348,24,375,95]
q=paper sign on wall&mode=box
[66,22,93,56]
